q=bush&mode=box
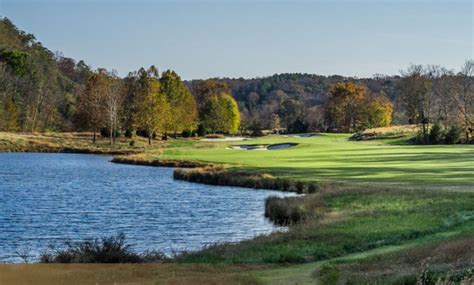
[136,129,150,138]
[39,233,165,263]
[287,118,309,134]
[249,120,264,137]
[318,263,340,285]
[295,181,305,194]
[124,129,133,138]
[428,123,444,144]
[307,183,319,194]
[100,128,121,139]
[445,125,462,144]
[264,196,291,225]
[197,124,207,137]
[264,196,308,225]
[129,140,135,147]
[182,130,195,138]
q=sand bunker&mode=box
[228,144,267,150]
[293,133,321,138]
[228,143,298,151]
[201,137,247,142]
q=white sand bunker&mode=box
[293,133,321,138]
[228,143,298,151]
[201,137,247,142]
[228,144,267,150]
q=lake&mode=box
[0,153,294,263]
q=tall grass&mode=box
[174,167,322,193]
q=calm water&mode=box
[0,153,294,263]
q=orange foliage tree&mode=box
[324,82,393,132]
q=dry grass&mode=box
[0,263,266,285]
[173,167,323,193]
[351,124,419,140]
[112,155,215,168]
[322,234,474,284]
[0,132,167,154]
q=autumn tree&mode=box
[194,80,240,134]
[192,79,230,109]
[159,70,197,136]
[220,93,240,133]
[324,82,366,132]
[75,71,110,143]
[134,77,171,145]
[1,96,19,131]
[359,92,394,129]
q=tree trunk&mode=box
[148,135,152,145]
[109,121,113,146]
[93,126,97,144]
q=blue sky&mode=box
[1,0,473,79]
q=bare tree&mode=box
[455,60,474,141]
[103,72,123,145]
[399,65,434,143]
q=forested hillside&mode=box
[1,17,472,143]
[193,74,402,132]
[0,17,91,131]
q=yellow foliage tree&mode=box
[134,78,171,145]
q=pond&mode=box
[0,153,295,263]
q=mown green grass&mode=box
[154,134,474,191]
[176,188,474,265]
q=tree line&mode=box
[74,67,241,145]
[1,18,472,143]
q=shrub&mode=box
[264,196,308,225]
[182,130,195,138]
[295,181,305,194]
[100,128,121,138]
[39,233,164,263]
[428,123,444,144]
[264,196,290,225]
[318,263,340,285]
[136,129,150,138]
[129,140,135,147]
[249,120,264,137]
[307,183,318,194]
[445,125,462,144]
[287,118,309,134]
[196,124,207,137]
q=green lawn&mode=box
[153,134,474,191]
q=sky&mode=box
[1,0,473,80]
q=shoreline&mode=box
[112,156,320,194]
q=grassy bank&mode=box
[0,132,164,154]
[1,229,473,284]
[176,188,474,264]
